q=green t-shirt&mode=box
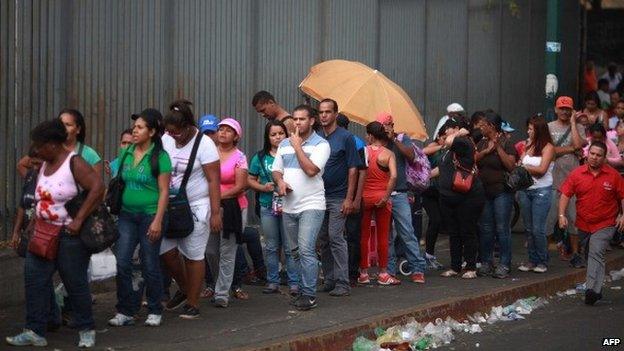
[120,144,172,214]
[248,152,275,208]
[77,143,102,166]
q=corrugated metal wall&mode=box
[0,0,580,240]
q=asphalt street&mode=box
[445,281,624,351]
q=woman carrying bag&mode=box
[6,119,104,348]
[160,100,222,319]
[108,109,172,328]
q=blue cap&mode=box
[501,121,515,133]
[199,114,219,133]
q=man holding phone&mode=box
[272,104,331,311]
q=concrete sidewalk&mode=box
[1,235,623,351]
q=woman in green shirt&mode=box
[248,120,299,295]
[58,109,103,174]
[108,109,172,328]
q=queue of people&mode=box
[6,91,624,348]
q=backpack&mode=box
[398,133,431,193]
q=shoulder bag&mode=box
[165,132,202,238]
[65,155,119,253]
[105,151,129,215]
[451,153,478,194]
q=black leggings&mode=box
[422,193,441,256]
[439,195,485,272]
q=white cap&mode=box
[446,103,464,113]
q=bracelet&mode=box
[559,214,565,217]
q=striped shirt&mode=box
[272,131,331,213]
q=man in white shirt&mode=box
[272,104,330,311]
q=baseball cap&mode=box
[375,112,393,125]
[447,103,464,113]
[501,121,515,133]
[556,96,574,109]
[218,118,242,137]
[199,114,219,133]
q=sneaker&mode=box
[377,273,401,285]
[78,330,95,348]
[6,329,48,347]
[144,314,162,327]
[165,290,187,311]
[108,313,135,327]
[570,254,586,269]
[357,273,371,284]
[584,290,603,306]
[295,295,317,311]
[179,304,200,320]
[478,262,493,276]
[492,265,510,279]
[262,283,280,294]
[289,293,302,306]
[533,264,548,273]
[425,255,444,270]
[328,286,350,297]
[320,282,335,293]
[214,297,229,308]
[517,262,535,272]
[288,285,300,298]
[410,272,425,284]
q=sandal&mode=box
[200,288,214,299]
[440,269,459,277]
[462,270,477,279]
[232,288,250,300]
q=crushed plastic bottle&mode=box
[564,289,577,296]
[376,326,403,344]
[412,336,431,351]
[353,336,378,351]
[375,327,386,338]
[468,312,486,324]
[611,286,622,290]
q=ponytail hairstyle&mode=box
[164,99,196,128]
[133,109,165,179]
[366,121,390,142]
[58,108,86,143]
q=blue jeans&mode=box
[518,186,552,266]
[25,231,93,337]
[388,192,426,275]
[115,211,164,316]
[261,206,299,286]
[479,192,514,267]
[282,210,325,297]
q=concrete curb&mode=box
[236,254,624,351]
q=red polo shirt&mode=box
[560,164,624,233]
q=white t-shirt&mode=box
[162,130,219,206]
[272,131,330,213]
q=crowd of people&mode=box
[5,87,624,348]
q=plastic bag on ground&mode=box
[88,248,117,282]
[609,268,624,281]
[376,326,403,344]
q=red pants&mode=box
[359,197,392,269]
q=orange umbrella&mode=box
[299,59,428,140]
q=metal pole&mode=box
[545,0,561,121]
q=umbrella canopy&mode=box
[299,59,428,141]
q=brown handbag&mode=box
[451,153,477,194]
[28,218,62,260]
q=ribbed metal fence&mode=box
[0,0,580,240]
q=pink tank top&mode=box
[36,152,79,225]
[220,149,249,209]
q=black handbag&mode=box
[16,169,39,257]
[105,152,129,215]
[66,155,119,253]
[165,132,202,239]
[505,166,534,192]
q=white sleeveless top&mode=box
[36,152,79,225]
[521,154,554,190]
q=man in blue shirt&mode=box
[377,112,427,283]
[337,114,368,285]
[317,99,362,296]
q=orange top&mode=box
[363,145,390,201]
